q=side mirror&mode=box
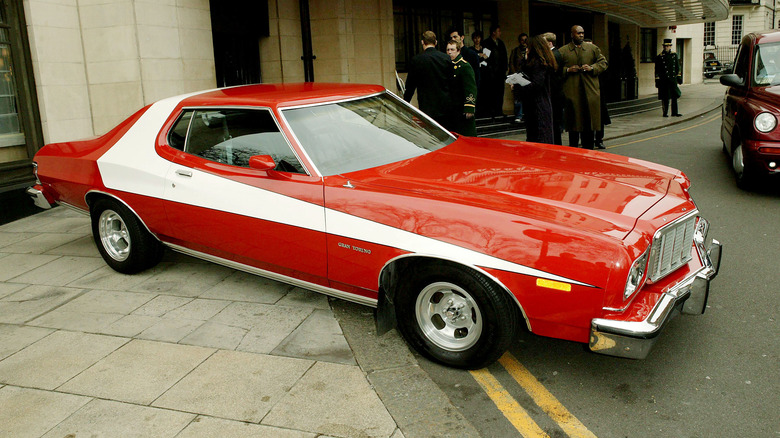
[720,74,744,87]
[248,155,276,171]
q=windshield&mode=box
[282,93,455,176]
[753,42,780,86]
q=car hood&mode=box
[345,137,680,240]
[751,85,780,106]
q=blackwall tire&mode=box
[395,261,519,369]
[732,142,757,190]
[90,198,163,274]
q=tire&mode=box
[705,73,714,79]
[395,261,519,369]
[731,141,757,190]
[90,198,163,274]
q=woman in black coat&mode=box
[513,35,557,144]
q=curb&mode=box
[604,100,723,142]
[332,299,481,438]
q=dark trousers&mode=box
[552,99,563,145]
[569,130,595,150]
[662,98,678,116]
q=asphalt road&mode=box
[419,109,780,438]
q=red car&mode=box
[27,83,721,369]
[721,30,780,188]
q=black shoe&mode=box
[672,113,683,117]
[663,114,669,117]
[595,142,606,149]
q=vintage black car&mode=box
[704,51,731,78]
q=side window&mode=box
[176,108,305,174]
[733,43,751,84]
[168,111,192,150]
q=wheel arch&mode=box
[84,190,160,242]
[377,254,532,333]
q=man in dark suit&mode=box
[481,24,508,117]
[404,31,454,130]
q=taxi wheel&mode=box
[396,261,519,369]
[90,198,163,274]
[732,141,757,190]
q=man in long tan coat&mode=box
[559,25,608,149]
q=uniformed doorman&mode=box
[654,39,682,117]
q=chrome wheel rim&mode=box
[415,282,482,351]
[98,209,130,262]
[733,144,745,177]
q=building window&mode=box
[732,15,743,45]
[393,1,496,72]
[640,28,657,63]
[704,22,715,47]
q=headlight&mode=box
[754,112,777,133]
[624,250,649,300]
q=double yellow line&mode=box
[469,352,597,438]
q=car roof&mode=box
[178,83,388,109]
[750,30,780,45]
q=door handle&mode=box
[175,169,193,177]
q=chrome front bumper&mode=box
[26,186,53,210]
[589,222,722,359]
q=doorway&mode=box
[676,38,685,84]
[209,0,269,87]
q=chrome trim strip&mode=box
[56,201,89,215]
[84,190,161,242]
[651,209,699,241]
[166,243,378,308]
[378,253,534,332]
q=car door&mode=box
[160,107,328,286]
[723,41,752,144]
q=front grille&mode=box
[647,214,697,282]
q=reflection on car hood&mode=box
[347,137,679,240]
[751,85,780,102]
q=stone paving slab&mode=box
[41,399,196,438]
[153,350,314,423]
[59,339,215,405]
[0,284,84,324]
[263,361,398,438]
[0,330,128,390]
[0,253,59,282]
[9,255,106,286]
[0,386,91,438]
[0,324,53,361]
[176,416,320,438]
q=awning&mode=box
[535,0,730,27]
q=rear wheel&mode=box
[91,198,163,274]
[395,261,519,369]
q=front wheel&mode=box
[90,198,163,274]
[732,141,757,190]
[395,262,519,369]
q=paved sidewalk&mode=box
[0,206,404,437]
[0,81,724,438]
